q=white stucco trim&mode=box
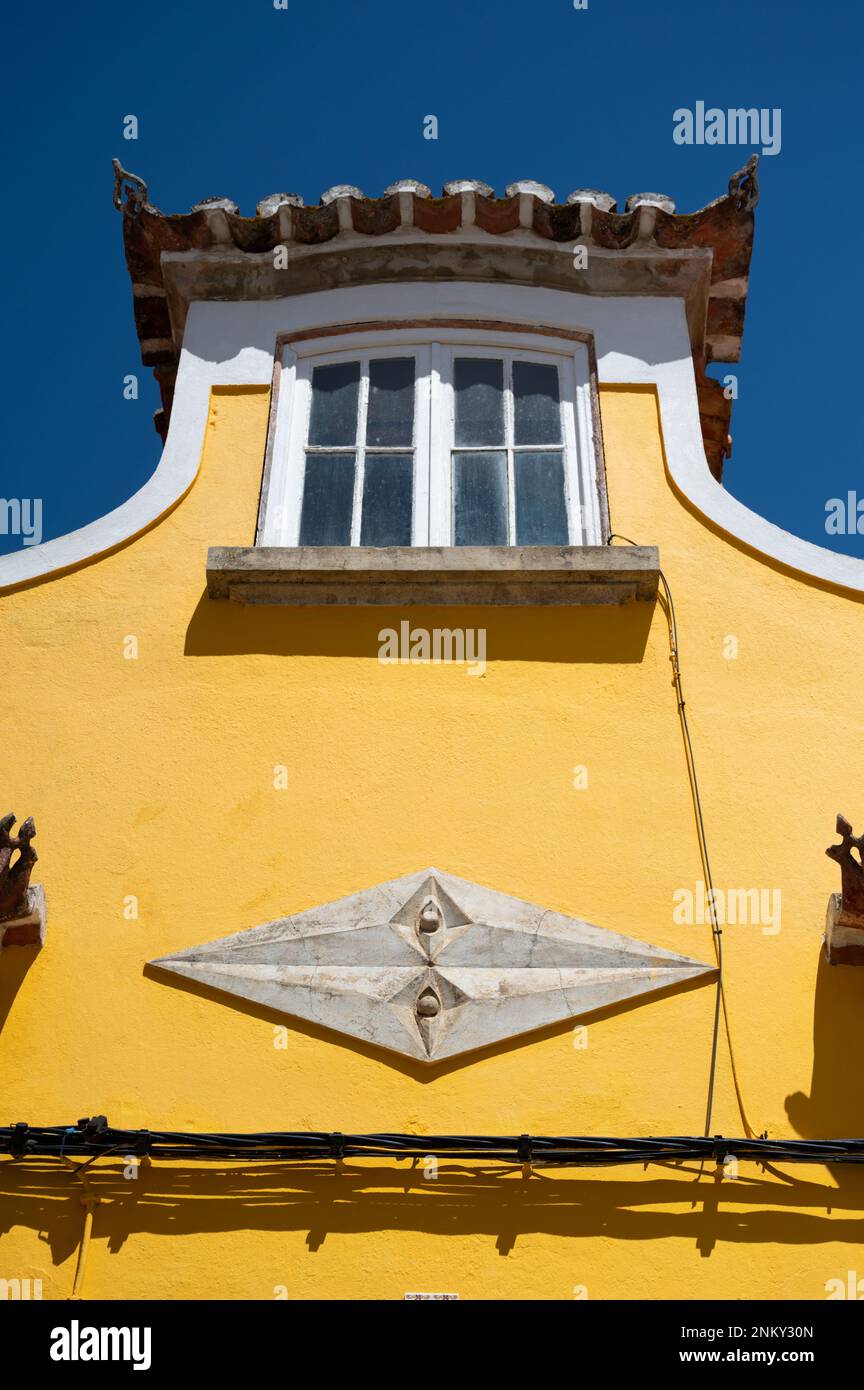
[2,281,862,595]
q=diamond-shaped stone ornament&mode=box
[149,870,716,1063]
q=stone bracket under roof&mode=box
[115,164,758,482]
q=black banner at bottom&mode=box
[4,1298,860,1374]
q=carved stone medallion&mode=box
[150,870,716,1063]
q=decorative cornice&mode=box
[114,161,758,476]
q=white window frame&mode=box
[260,327,604,547]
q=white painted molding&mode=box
[0,340,273,593]
[1,282,862,596]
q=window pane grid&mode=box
[451,354,569,546]
[301,355,418,547]
[291,343,588,549]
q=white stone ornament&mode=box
[149,870,716,1064]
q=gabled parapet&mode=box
[112,158,758,480]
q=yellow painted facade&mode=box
[1,383,862,1300]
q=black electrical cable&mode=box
[608,535,727,1138]
[2,1123,863,1168]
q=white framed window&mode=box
[260,328,605,547]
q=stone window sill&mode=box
[206,546,659,606]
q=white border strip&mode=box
[1,282,861,596]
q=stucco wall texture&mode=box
[1,384,862,1300]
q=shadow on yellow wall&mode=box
[184,591,656,663]
[2,1161,863,1274]
[0,949,38,1034]
[786,951,864,1170]
[141,962,717,1084]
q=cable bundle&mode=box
[3,1121,864,1168]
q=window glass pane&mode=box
[299,454,356,545]
[453,451,508,545]
[308,362,360,446]
[366,358,415,447]
[360,454,413,546]
[454,358,505,446]
[515,451,569,545]
[513,361,562,445]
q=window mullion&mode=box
[352,363,371,546]
[415,345,432,545]
[561,354,584,544]
[505,356,516,545]
[429,343,449,546]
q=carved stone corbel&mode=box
[825,814,864,965]
[0,813,46,950]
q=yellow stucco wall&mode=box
[1,383,862,1300]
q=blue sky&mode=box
[2,0,862,557]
